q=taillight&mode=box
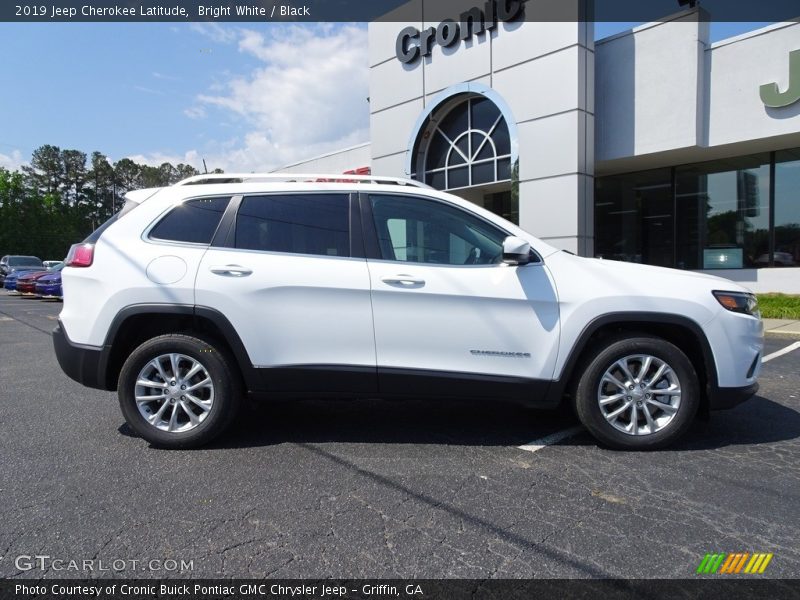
[65,243,94,267]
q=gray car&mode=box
[0,255,44,286]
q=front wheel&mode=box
[574,335,699,450]
[118,334,242,449]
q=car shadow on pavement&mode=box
[221,397,580,448]
[118,394,800,451]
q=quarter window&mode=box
[150,197,231,244]
[369,194,506,265]
[235,194,350,257]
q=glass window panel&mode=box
[497,158,511,181]
[484,191,518,225]
[454,135,469,162]
[426,170,445,190]
[470,97,499,132]
[150,197,230,244]
[448,144,466,166]
[438,101,468,141]
[425,130,449,171]
[595,169,673,267]
[493,118,511,156]
[676,155,770,269]
[474,135,494,162]
[235,194,349,257]
[448,166,469,189]
[774,149,800,267]
[471,161,495,186]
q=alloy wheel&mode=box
[597,354,681,436]
[134,353,214,433]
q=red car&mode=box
[15,270,51,295]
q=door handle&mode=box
[380,274,425,286]
[210,265,252,277]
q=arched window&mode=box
[411,95,512,191]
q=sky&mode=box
[0,21,776,174]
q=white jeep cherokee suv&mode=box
[53,173,763,450]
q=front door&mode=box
[363,193,560,396]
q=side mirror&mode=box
[502,236,532,265]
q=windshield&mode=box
[47,263,64,272]
[8,256,42,267]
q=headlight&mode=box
[712,290,760,317]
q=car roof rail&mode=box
[174,172,431,189]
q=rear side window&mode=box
[150,197,231,244]
[235,194,349,257]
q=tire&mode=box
[574,334,699,450]
[118,334,242,449]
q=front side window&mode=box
[369,194,506,265]
[150,196,230,244]
[235,194,349,257]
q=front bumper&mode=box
[708,382,759,410]
[52,321,110,390]
[37,284,62,297]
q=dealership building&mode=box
[278,6,800,293]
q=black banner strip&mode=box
[1,0,800,23]
[2,579,800,600]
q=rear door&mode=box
[195,192,376,393]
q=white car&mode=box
[53,173,763,450]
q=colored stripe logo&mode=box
[696,553,774,574]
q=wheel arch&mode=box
[549,312,718,415]
[101,304,258,391]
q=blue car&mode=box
[35,268,63,299]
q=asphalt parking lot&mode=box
[1,293,799,580]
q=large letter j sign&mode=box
[760,49,800,108]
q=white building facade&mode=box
[280,7,800,293]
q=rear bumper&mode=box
[708,382,759,410]
[52,321,111,390]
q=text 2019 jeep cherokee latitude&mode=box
[53,173,763,450]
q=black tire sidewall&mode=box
[575,335,699,450]
[118,334,240,448]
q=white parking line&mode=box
[762,341,800,364]
[517,425,584,453]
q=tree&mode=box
[88,152,116,222]
[3,148,217,258]
[61,149,88,207]
[23,145,64,197]
[175,163,200,182]
[113,158,141,195]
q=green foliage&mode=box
[757,294,800,320]
[0,146,206,260]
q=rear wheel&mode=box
[574,335,699,450]
[118,334,241,448]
